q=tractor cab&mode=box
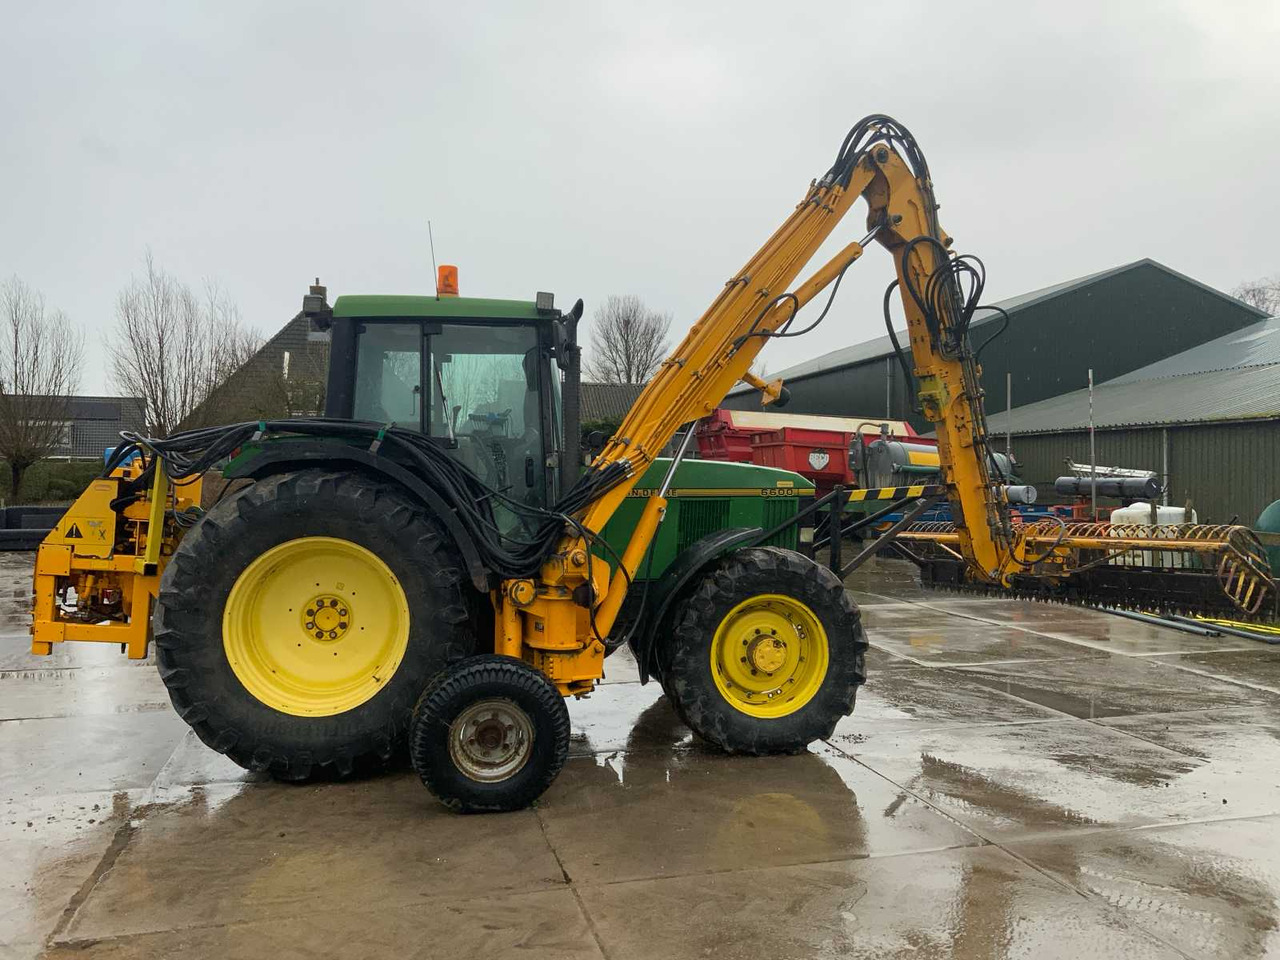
[304,271,584,522]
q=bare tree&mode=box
[109,253,262,435]
[583,295,671,384]
[1233,275,1280,316]
[0,278,84,499]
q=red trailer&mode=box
[693,408,769,463]
[695,409,932,497]
[751,427,857,494]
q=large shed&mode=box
[724,259,1265,431]
[984,316,1280,525]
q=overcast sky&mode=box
[3,1,1278,394]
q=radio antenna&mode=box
[428,220,440,298]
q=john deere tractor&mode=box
[32,272,844,806]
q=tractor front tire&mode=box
[154,469,479,781]
[409,655,570,813]
[658,547,865,755]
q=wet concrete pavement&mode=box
[5,549,1280,959]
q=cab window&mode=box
[352,323,421,428]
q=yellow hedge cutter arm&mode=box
[501,115,1272,696]
[502,117,1019,693]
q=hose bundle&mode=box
[106,418,633,582]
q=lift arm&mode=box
[516,115,1273,687]
[489,116,1025,695]
[570,118,1010,600]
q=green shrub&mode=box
[3,459,103,505]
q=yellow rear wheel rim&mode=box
[710,594,829,719]
[223,536,410,717]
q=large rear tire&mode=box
[154,469,480,780]
[657,547,865,755]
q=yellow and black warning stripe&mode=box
[846,484,945,502]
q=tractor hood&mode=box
[628,458,815,497]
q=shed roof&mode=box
[728,259,1262,394]
[580,382,645,422]
[1109,315,1280,382]
[12,395,144,421]
[985,316,1280,434]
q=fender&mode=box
[224,442,492,593]
[630,526,762,684]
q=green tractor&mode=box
[140,279,853,786]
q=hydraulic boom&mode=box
[501,115,1273,696]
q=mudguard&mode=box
[223,442,492,593]
[629,526,763,684]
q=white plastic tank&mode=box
[1110,503,1196,526]
[1108,502,1197,568]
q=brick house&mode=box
[180,312,329,429]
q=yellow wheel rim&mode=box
[223,536,411,717]
[710,594,829,719]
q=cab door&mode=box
[350,321,425,432]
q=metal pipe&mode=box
[1170,616,1280,645]
[828,485,844,573]
[885,356,892,418]
[839,495,920,538]
[1054,476,1161,499]
[657,424,699,498]
[812,491,933,552]
[841,496,942,576]
[1005,371,1012,457]
[754,487,845,550]
[899,530,1252,553]
[599,420,699,637]
[1161,427,1170,507]
[1088,368,1096,522]
[1095,607,1221,636]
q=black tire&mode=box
[657,546,865,755]
[409,655,569,813]
[154,469,480,781]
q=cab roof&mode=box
[331,295,545,321]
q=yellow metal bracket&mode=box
[135,466,168,575]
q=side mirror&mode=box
[551,299,584,360]
[551,321,568,360]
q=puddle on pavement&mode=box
[958,672,1131,719]
[6,550,1280,956]
[1010,817,1280,959]
[840,713,1280,842]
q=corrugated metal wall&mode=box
[1008,420,1280,524]
[1170,422,1280,524]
